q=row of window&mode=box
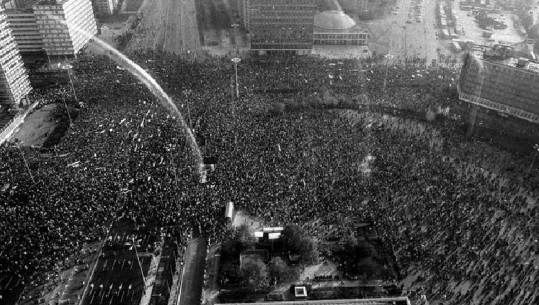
[250,0,317,6]
[7,15,35,19]
[13,34,42,38]
[313,33,368,39]
[8,21,37,24]
[314,39,366,45]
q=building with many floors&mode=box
[1,0,97,57]
[33,0,97,56]
[458,53,539,124]
[5,8,45,55]
[92,0,119,16]
[241,0,318,55]
[0,5,32,106]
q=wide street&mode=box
[126,0,200,55]
[368,0,442,65]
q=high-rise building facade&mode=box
[5,8,45,54]
[245,0,318,55]
[0,6,32,106]
[33,0,97,56]
[93,0,119,15]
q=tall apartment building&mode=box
[93,0,119,15]
[243,0,318,55]
[5,8,45,55]
[0,6,32,106]
[33,0,97,56]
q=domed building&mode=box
[313,10,369,46]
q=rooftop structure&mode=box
[217,297,411,305]
[458,53,539,124]
[0,6,32,106]
[243,0,318,55]
[314,10,356,30]
[313,10,369,45]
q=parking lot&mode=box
[451,2,525,45]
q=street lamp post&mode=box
[16,141,35,184]
[130,237,147,287]
[527,144,539,174]
[182,89,192,127]
[383,54,393,95]
[62,90,73,126]
[231,58,241,147]
[231,58,241,99]
[64,64,79,106]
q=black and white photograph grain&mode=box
[0,0,538,305]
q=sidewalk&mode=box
[0,102,39,145]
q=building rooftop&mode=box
[314,10,357,31]
[217,297,411,305]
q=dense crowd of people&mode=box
[1,50,538,305]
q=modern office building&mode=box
[0,6,32,106]
[458,53,539,124]
[5,8,45,55]
[313,10,369,45]
[33,0,97,56]
[243,0,318,55]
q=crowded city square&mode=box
[0,49,538,305]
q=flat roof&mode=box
[217,297,411,305]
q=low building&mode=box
[0,6,32,106]
[218,297,411,305]
[313,10,369,46]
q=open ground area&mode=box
[9,104,59,147]
[451,3,525,45]
[125,0,145,12]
